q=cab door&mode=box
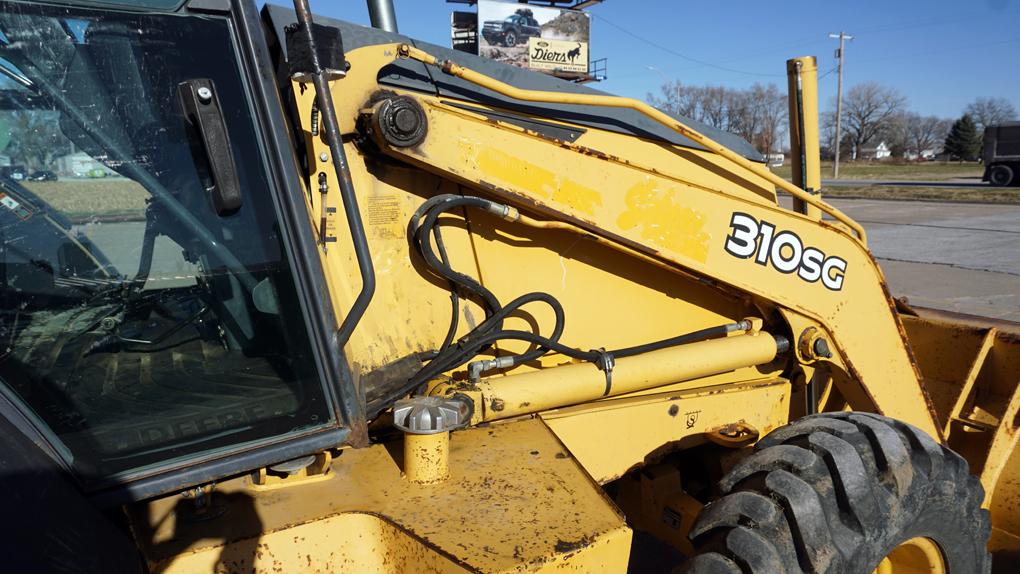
[0,0,360,507]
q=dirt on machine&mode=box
[0,1,1017,573]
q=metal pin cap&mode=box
[393,396,471,435]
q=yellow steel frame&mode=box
[398,45,864,242]
[124,36,1020,571]
[132,419,632,573]
[357,44,938,437]
[786,56,822,219]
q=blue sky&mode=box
[279,0,1020,119]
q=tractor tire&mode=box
[989,164,1014,187]
[503,30,518,47]
[683,412,991,573]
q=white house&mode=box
[857,141,892,160]
[55,151,111,177]
[904,148,938,161]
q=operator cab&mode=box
[0,1,345,497]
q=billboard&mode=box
[476,0,590,76]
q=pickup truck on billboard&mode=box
[481,8,540,47]
[475,0,590,75]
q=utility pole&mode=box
[647,66,679,113]
[828,32,853,179]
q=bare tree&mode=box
[648,81,787,156]
[2,111,70,171]
[750,84,787,156]
[647,81,702,121]
[904,113,951,159]
[885,112,910,158]
[835,83,906,160]
[726,89,759,144]
[700,86,728,130]
[964,97,1018,132]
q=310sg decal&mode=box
[724,212,847,291]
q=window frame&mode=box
[0,0,365,506]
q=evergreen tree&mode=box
[943,114,982,161]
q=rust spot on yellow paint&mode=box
[617,178,709,262]
[471,146,602,214]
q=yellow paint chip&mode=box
[553,179,602,215]
[618,179,710,262]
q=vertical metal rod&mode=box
[787,56,821,219]
[367,0,399,33]
[293,0,376,347]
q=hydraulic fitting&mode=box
[393,396,471,484]
[467,355,516,384]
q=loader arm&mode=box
[295,41,939,438]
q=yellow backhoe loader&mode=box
[0,0,1016,572]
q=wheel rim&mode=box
[991,169,1011,186]
[872,537,947,574]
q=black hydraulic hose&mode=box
[409,292,566,388]
[432,225,462,353]
[463,321,746,367]
[416,196,502,316]
[421,321,752,391]
[456,291,565,361]
[293,0,376,347]
[611,320,750,358]
[409,195,498,359]
[402,197,762,400]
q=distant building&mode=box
[904,148,938,161]
[55,151,113,177]
[857,141,891,161]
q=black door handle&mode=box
[177,79,242,216]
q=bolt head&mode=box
[319,151,329,162]
[813,338,833,359]
[196,86,213,103]
[392,107,418,134]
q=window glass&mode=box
[0,3,333,481]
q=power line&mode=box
[818,65,838,80]
[591,14,782,77]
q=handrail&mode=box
[295,0,376,347]
[397,44,867,244]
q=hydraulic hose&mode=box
[416,196,503,316]
[403,195,767,405]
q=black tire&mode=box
[989,164,1014,187]
[684,412,991,573]
[503,30,518,47]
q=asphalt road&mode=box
[823,178,989,188]
[828,197,1020,322]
